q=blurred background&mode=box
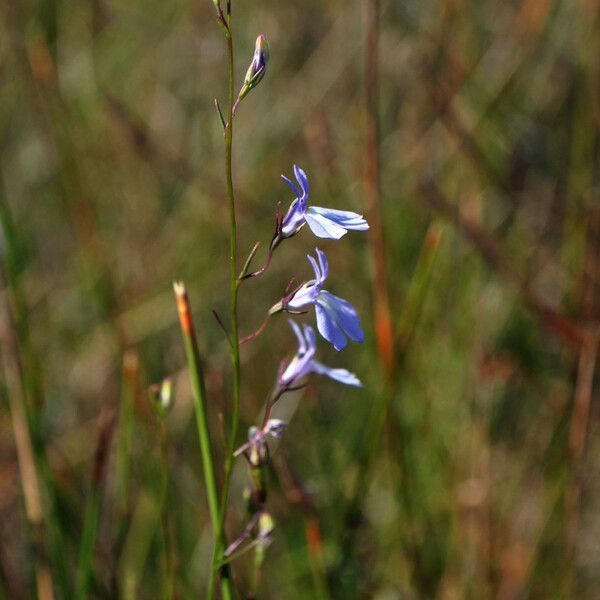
[1,0,600,598]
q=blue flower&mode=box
[280,166,369,240]
[279,320,362,388]
[283,249,365,351]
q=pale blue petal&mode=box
[302,324,317,353]
[315,248,328,281]
[304,211,348,239]
[281,174,302,199]
[307,253,321,280]
[288,319,306,354]
[280,321,316,386]
[286,281,319,309]
[280,353,311,386]
[317,290,364,343]
[308,206,369,231]
[311,361,363,387]
[315,303,347,351]
[293,165,309,196]
[281,198,306,237]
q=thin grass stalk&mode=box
[0,274,54,600]
[1,185,70,597]
[116,351,138,516]
[173,283,232,599]
[0,176,45,411]
[363,0,396,382]
[75,492,101,600]
[208,5,241,598]
[173,283,220,525]
[305,518,330,600]
[158,419,175,600]
[75,408,116,600]
[0,170,72,598]
[565,206,600,576]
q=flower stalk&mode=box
[208,5,240,597]
[191,1,368,595]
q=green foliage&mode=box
[1,0,599,598]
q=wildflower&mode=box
[279,320,362,387]
[271,250,365,351]
[263,418,288,438]
[233,34,269,115]
[280,165,369,240]
[234,419,289,458]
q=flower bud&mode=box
[159,378,173,410]
[234,34,269,114]
[254,512,275,568]
[149,378,173,415]
[257,512,275,544]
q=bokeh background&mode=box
[1,0,600,598]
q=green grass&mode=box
[1,0,599,598]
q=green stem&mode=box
[116,353,137,517]
[75,489,101,600]
[1,183,70,598]
[173,283,220,529]
[75,410,116,600]
[158,420,175,600]
[174,283,235,599]
[208,19,240,599]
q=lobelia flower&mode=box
[234,419,289,458]
[279,320,362,388]
[242,165,368,279]
[233,34,269,115]
[280,165,369,240]
[271,249,365,351]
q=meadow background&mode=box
[1,0,600,598]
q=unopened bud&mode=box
[254,511,275,568]
[159,378,173,410]
[149,378,173,415]
[234,34,269,114]
[257,512,275,543]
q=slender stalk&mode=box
[116,351,138,516]
[1,181,69,597]
[208,11,240,597]
[173,283,220,528]
[0,274,54,600]
[75,492,101,600]
[158,419,175,600]
[75,408,116,600]
[363,0,396,382]
[174,282,234,599]
[260,388,284,429]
